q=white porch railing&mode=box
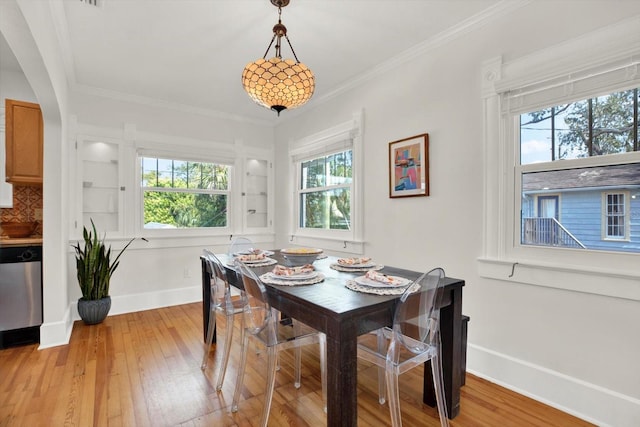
[522,217,586,249]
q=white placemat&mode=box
[345,279,418,295]
[330,263,384,272]
[260,272,325,286]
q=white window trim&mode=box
[135,148,234,239]
[288,110,364,254]
[479,17,640,301]
[602,190,630,241]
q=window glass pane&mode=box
[143,191,227,229]
[327,151,353,186]
[555,101,589,160]
[520,111,553,164]
[521,164,640,252]
[156,159,174,187]
[141,157,229,190]
[173,160,188,189]
[521,88,639,165]
[141,157,157,187]
[300,188,350,230]
[592,90,635,156]
[301,157,325,189]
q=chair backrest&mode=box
[235,260,277,344]
[228,237,254,256]
[392,267,445,354]
[202,249,229,307]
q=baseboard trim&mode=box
[68,286,202,320]
[467,343,640,427]
[39,305,74,349]
[40,286,202,348]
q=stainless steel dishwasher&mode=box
[0,245,42,348]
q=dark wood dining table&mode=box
[201,251,465,427]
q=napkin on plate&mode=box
[364,270,403,286]
[272,264,315,276]
[237,253,266,262]
[337,257,372,265]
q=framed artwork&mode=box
[388,133,429,198]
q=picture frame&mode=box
[389,133,429,198]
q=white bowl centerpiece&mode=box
[280,247,323,267]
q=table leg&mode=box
[424,286,462,419]
[201,258,215,344]
[326,323,358,427]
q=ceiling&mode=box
[2,0,507,124]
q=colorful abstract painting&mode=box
[389,134,429,198]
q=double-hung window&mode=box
[289,113,364,251]
[299,150,352,230]
[140,156,231,230]
[480,18,640,297]
[603,191,629,240]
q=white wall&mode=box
[65,91,276,318]
[273,2,640,426]
[0,68,37,102]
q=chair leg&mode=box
[260,347,279,427]
[319,333,327,412]
[214,311,235,391]
[376,329,387,404]
[231,332,251,413]
[385,363,402,427]
[201,309,217,370]
[431,348,450,427]
[293,320,302,388]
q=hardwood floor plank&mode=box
[0,303,595,427]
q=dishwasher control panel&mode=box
[0,245,42,263]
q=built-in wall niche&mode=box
[81,140,121,233]
[244,158,271,230]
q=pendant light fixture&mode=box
[241,0,315,116]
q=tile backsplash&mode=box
[0,185,43,236]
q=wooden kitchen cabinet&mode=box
[5,99,43,185]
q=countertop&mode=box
[0,237,43,247]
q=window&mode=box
[299,150,352,230]
[518,88,640,253]
[603,191,629,240]
[140,156,231,229]
[480,18,640,299]
[289,112,364,252]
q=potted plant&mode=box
[73,219,143,325]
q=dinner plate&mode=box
[338,261,377,269]
[237,256,271,264]
[234,250,274,256]
[267,271,318,281]
[354,275,412,288]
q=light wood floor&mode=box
[0,303,593,427]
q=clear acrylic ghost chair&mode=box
[356,267,449,427]
[231,260,327,427]
[228,236,254,256]
[201,249,247,392]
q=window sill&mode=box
[477,257,640,301]
[288,234,365,255]
[68,232,275,252]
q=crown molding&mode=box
[72,82,274,126]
